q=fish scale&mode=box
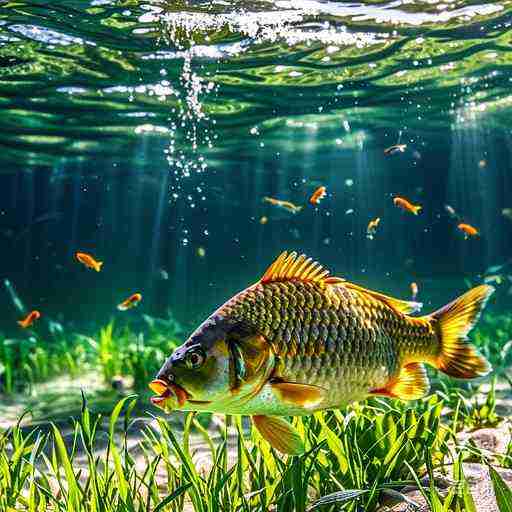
[225,279,408,398]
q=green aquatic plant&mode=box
[1,393,511,512]
[0,333,90,394]
[0,315,183,395]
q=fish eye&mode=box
[185,347,206,370]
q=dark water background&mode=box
[0,0,511,336]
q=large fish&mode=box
[150,251,493,454]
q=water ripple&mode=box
[0,0,510,167]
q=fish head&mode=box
[150,314,273,413]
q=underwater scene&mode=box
[1,0,512,510]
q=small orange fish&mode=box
[18,310,41,329]
[410,282,419,300]
[458,223,479,239]
[309,186,327,206]
[366,217,380,240]
[117,293,142,311]
[76,252,103,272]
[263,197,303,214]
[393,196,422,215]
[384,144,407,156]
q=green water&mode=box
[0,0,511,334]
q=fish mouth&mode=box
[149,378,212,409]
[149,379,190,408]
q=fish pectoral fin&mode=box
[252,415,305,455]
[370,363,429,400]
[270,381,325,408]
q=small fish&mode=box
[410,282,419,300]
[150,251,493,455]
[366,217,380,240]
[18,310,41,329]
[384,144,407,156]
[309,186,327,206]
[483,275,503,285]
[444,205,458,219]
[259,216,268,225]
[344,179,354,187]
[458,223,479,239]
[345,208,354,215]
[76,252,103,272]
[117,293,142,311]
[158,268,169,280]
[393,196,422,215]
[197,247,206,258]
[502,208,512,222]
[486,260,512,274]
[263,197,303,214]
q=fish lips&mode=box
[149,379,190,409]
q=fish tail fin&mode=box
[432,285,493,379]
[413,205,422,215]
[96,261,103,271]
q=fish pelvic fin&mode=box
[252,415,305,455]
[431,284,494,379]
[370,363,429,400]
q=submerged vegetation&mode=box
[0,310,511,510]
[1,393,512,511]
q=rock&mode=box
[380,464,512,512]
[457,422,511,456]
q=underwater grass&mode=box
[0,312,511,510]
[0,314,182,396]
[1,392,511,512]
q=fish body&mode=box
[309,186,326,206]
[394,196,422,215]
[259,216,268,225]
[263,196,302,214]
[18,310,41,329]
[458,223,479,239]
[76,252,103,272]
[410,282,419,300]
[117,293,142,311]
[150,252,493,454]
[197,247,206,258]
[384,144,407,156]
[366,217,380,240]
[444,204,458,219]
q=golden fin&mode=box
[271,381,325,408]
[252,415,305,455]
[260,251,344,286]
[370,363,429,400]
[343,282,422,315]
[431,285,493,379]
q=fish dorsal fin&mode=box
[261,251,344,286]
[343,282,422,315]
